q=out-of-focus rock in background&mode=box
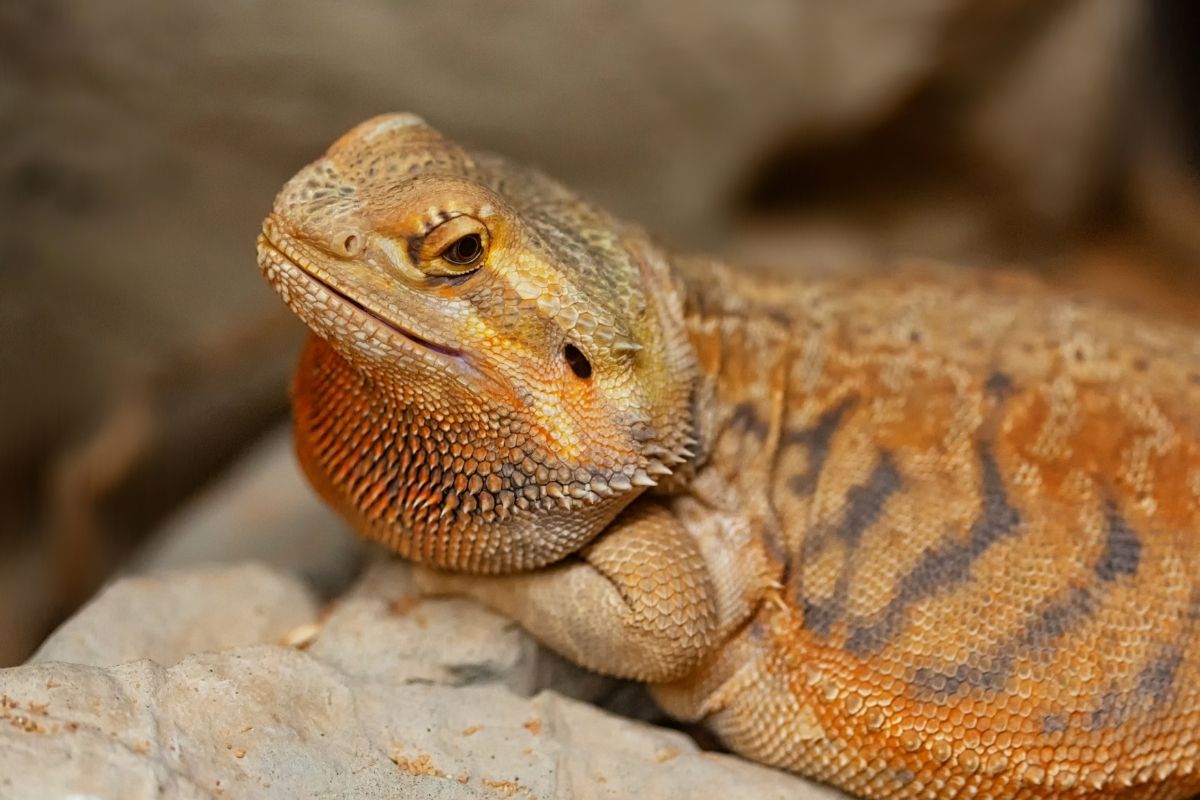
[130,427,365,596]
[1,0,1197,665]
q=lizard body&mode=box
[258,114,1200,798]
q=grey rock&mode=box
[308,557,544,694]
[6,559,846,798]
[0,647,842,800]
[310,557,636,710]
[30,562,317,668]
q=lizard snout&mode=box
[268,158,371,260]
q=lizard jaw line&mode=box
[257,234,477,376]
[297,258,463,359]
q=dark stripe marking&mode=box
[1095,500,1141,581]
[1042,714,1067,734]
[912,658,1007,698]
[984,370,1015,399]
[729,401,769,441]
[785,397,856,497]
[801,452,902,638]
[1136,647,1183,705]
[1017,585,1095,653]
[911,586,1093,699]
[846,445,1020,657]
[1089,690,1126,730]
[837,451,902,548]
[908,498,1148,702]
[1089,647,1183,731]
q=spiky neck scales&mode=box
[291,335,654,572]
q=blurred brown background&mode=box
[1,0,1197,666]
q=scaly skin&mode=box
[258,114,1200,798]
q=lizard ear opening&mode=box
[564,343,592,379]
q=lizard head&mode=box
[257,113,699,572]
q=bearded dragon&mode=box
[257,114,1200,799]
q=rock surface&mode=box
[29,561,317,669]
[1,557,846,799]
[8,433,845,798]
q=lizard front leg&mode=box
[414,502,718,683]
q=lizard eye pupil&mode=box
[563,343,592,379]
[442,234,483,266]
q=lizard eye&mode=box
[442,233,482,265]
[417,216,488,276]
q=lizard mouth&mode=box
[297,259,463,359]
[257,230,471,368]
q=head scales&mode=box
[257,114,700,573]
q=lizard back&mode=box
[672,258,1200,797]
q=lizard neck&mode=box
[290,334,637,572]
[667,253,804,473]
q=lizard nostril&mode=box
[340,233,362,257]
